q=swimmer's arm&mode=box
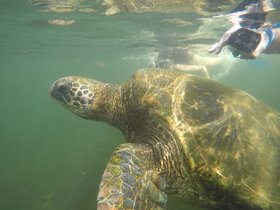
[209,25,241,54]
[239,31,269,59]
[263,29,280,54]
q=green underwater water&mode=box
[0,0,279,210]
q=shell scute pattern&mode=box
[180,79,234,126]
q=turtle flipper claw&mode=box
[97,143,167,210]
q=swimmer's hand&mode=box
[208,42,223,54]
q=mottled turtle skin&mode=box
[103,0,238,15]
[50,69,280,210]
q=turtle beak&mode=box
[50,79,72,105]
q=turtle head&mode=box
[50,76,116,121]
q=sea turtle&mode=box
[50,69,280,210]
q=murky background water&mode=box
[0,0,279,209]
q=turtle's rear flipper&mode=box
[97,143,167,210]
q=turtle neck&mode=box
[96,83,130,133]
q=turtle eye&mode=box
[58,83,72,95]
[57,83,72,103]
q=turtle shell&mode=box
[129,69,280,209]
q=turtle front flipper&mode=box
[97,143,167,210]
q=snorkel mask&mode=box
[228,28,261,57]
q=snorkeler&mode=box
[152,46,234,78]
[208,0,280,59]
[154,48,210,78]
